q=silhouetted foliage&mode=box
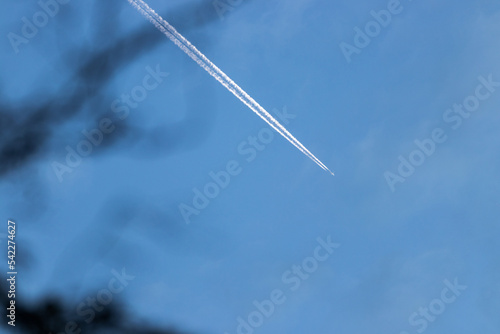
[0,0,256,332]
[0,280,190,333]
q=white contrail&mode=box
[127,0,334,175]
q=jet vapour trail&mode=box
[127,0,334,175]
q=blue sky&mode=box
[0,0,499,333]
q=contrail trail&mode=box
[127,0,334,175]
